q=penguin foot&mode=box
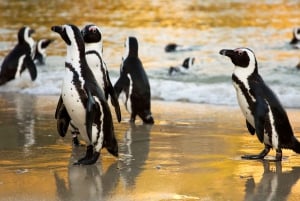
[73,152,100,165]
[241,146,271,160]
[72,136,82,147]
[241,154,265,160]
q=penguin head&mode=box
[18,26,35,46]
[219,48,258,75]
[51,24,85,54]
[34,39,54,64]
[182,57,195,69]
[81,24,102,44]
[290,27,300,44]
[123,36,138,59]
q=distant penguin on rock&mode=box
[0,26,37,85]
[290,27,300,49]
[34,39,54,65]
[168,57,195,76]
[52,24,118,165]
[219,47,300,161]
[114,36,154,124]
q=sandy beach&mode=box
[0,93,300,201]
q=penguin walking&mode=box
[168,57,195,76]
[34,39,54,65]
[114,36,154,124]
[55,24,121,146]
[219,47,300,161]
[0,26,37,85]
[52,24,118,165]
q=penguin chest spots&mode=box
[62,74,85,126]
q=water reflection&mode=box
[0,93,36,154]
[54,162,119,201]
[119,123,152,189]
[243,161,300,201]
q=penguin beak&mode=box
[51,26,63,34]
[219,49,235,58]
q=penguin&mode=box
[114,36,154,124]
[290,27,300,48]
[0,26,37,86]
[219,47,300,161]
[34,39,54,65]
[55,24,122,146]
[168,57,195,76]
[164,42,196,52]
[52,24,118,165]
[81,24,121,122]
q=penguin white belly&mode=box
[86,54,105,90]
[125,74,133,114]
[234,83,255,126]
[61,75,89,142]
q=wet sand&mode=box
[0,93,300,201]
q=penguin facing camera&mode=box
[33,39,54,65]
[0,26,37,86]
[55,24,121,147]
[52,24,118,165]
[168,57,195,76]
[114,36,154,124]
[219,47,300,161]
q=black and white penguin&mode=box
[0,26,37,85]
[55,24,122,146]
[52,24,118,165]
[81,24,121,122]
[290,27,300,49]
[219,47,300,161]
[168,57,195,76]
[114,36,154,124]
[34,39,54,65]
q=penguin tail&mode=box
[291,136,300,154]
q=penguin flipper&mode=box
[85,89,97,142]
[24,55,37,81]
[246,120,255,135]
[106,73,122,122]
[254,98,269,143]
[113,74,129,98]
[55,95,70,137]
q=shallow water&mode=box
[1,1,300,201]
[0,94,300,201]
[0,1,299,106]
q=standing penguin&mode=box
[219,47,300,161]
[81,24,121,122]
[55,24,121,146]
[0,26,37,85]
[52,24,118,165]
[34,39,54,65]
[114,36,154,124]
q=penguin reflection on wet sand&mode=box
[33,38,54,65]
[168,57,195,76]
[55,24,121,146]
[54,162,119,201]
[243,161,300,201]
[219,47,300,161]
[52,24,118,165]
[0,26,37,85]
[114,36,154,124]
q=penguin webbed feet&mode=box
[241,146,282,162]
[73,145,100,165]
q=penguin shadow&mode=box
[243,161,300,201]
[54,161,119,201]
[118,123,152,189]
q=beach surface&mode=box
[0,93,300,201]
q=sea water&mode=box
[0,0,299,107]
